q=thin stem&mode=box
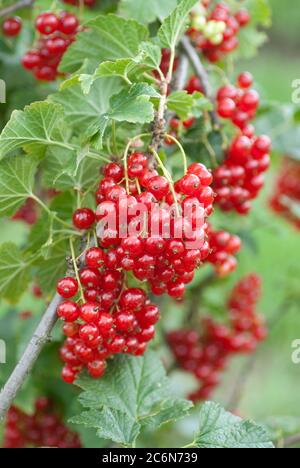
[149,147,180,217]
[111,120,118,156]
[69,237,84,303]
[165,133,188,174]
[31,194,71,229]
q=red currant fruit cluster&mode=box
[270,157,300,229]
[206,225,241,276]
[93,158,214,299]
[216,72,259,127]
[213,74,271,214]
[12,198,38,225]
[188,1,250,63]
[2,16,22,37]
[167,274,267,401]
[58,278,160,383]
[3,398,81,448]
[21,11,80,81]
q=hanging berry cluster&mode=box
[22,11,80,81]
[56,153,216,383]
[3,398,81,448]
[167,274,267,401]
[188,1,250,63]
[206,225,241,277]
[213,73,272,214]
[2,16,22,37]
[270,157,300,229]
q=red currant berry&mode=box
[85,247,105,268]
[80,302,100,323]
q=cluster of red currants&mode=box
[213,73,271,214]
[3,398,81,448]
[21,11,80,81]
[270,157,300,229]
[2,16,22,37]
[94,157,214,299]
[206,225,241,277]
[58,277,160,383]
[167,274,267,401]
[188,1,250,63]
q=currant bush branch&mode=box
[0,234,91,421]
[0,0,35,17]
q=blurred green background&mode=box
[216,0,300,424]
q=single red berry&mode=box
[79,324,99,344]
[59,12,79,35]
[2,17,22,37]
[120,288,146,311]
[237,72,253,89]
[62,365,76,384]
[217,98,236,118]
[103,162,124,182]
[36,12,60,35]
[57,277,78,299]
[73,208,95,230]
[88,360,106,378]
[80,302,100,323]
[80,268,101,288]
[147,176,169,200]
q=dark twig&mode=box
[181,36,219,128]
[0,0,35,17]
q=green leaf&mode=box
[118,0,178,25]
[70,351,192,447]
[50,77,123,132]
[0,242,31,303]
[92,83,160,149]
[158,0,198,49]
[0,155,39,218]
[60,14,148,74]
[0,102,67,158]
[167,91,194,120]
[72,407,140,447]
[194,402,274,449]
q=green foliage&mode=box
[158,0,198,49]
[71,352,192,447]
[0,243,32,303]
[194,402,274,449]
[118,0,178,25]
